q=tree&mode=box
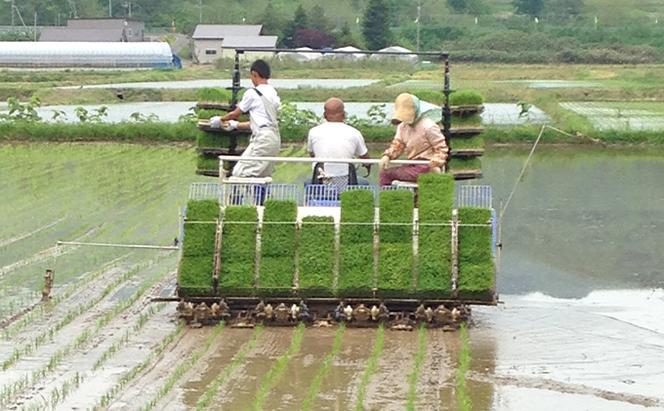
[281,5,308,48]
[260,0,283,35]
[447,0,468,13]
[308,4,333,33]
[362,0,392,50]
[546,0,584,18]
[295,28,335,49]
[336,21,357,46]
[513,0,544,17]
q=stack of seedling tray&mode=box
[195,103,250,177]
[447,90,486,180]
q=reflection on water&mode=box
[481,147,664,298]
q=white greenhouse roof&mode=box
[192,24,262,39]
[0,42,174,68]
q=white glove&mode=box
[379,156,390,170]
[221,120,239,131]
[209,116,222,128]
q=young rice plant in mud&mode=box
[354,325,385,411]
[140,322,225,411]
[301,324,346,411]
[195,326,265,411]
[251,324,306,411]
[259,200,298,296]
[339,190,375,296]
[406,325,427,411]
[456,325,472,411]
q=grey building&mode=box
[192,24,277,64]
[40,18,145,42]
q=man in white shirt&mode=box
[307,97,370,185]
[220,59,281,177]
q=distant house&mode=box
[40,18,145,42]
[192,24,277,64]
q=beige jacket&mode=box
[383,117,449,168]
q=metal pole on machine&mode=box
[442,53,452,150]
[231,50,243,109]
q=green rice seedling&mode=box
[406,325,427,411]
[196,87,231,103]
[449,90,484,106]
[178,199,219,297]
[196,154,219,172]
[378,190,414,297]
[301,324,346,411]
[195,325,264,411]
[450,136,485,151]
[141,322,225,411]
[251,324,305,411]
[456,325,472,411]
[457,208,494,300]
[452,114,482,127]
[259,200,298,297]
[339,190,375,296]
[219,206,257,295]
[354,325,385,411]
[196,132,249,150]
[417,173,454,297]
[298,216,335,297]
[93,322,185,411]
[448,157,482,173]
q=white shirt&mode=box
[238,84,281,127]
[307,121,368,176]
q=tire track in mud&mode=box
[0,217,66,249]
[415,329,455,411]
[191,327,265,411]
[203,328,296,410]
[308,328,376,411]
[362,328,414,411]
[468,373,664,409]
[0,259,177,408]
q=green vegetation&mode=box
[251,324,306,411]
[219,206,257,295]
[417,173,454,296]
[456,325,472,411]
[195,326,264,410]
[353,325,385,411]
[178,200,218,298]
[259,200,298,296]
[450,90,484,106]
[141,322,225,411]
[378,190,414,297]
[338,190,375,296]
[406,325,427,411]
[457,208,494,299]
[298,216,336,297]
[301,324,346,411]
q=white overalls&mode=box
[231,88,281,178]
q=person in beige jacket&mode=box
[379,93,449,186]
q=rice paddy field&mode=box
[2,143,663,410]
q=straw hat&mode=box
[392,93,421,125]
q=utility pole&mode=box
[416,0,422,52]
[109,0,112,17]
[11,0,15,26]
[198,0,202,23]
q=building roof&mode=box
[39,27,124,42]
[220,35,277,48]
[192,24,262,39]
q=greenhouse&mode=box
[0,42,179,69]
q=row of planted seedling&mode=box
[178,174,495,300]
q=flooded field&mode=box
[1,145,663,410]
[561,101,664,131]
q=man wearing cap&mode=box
[307,97,371,185]
[378,93,449,186]
[218,59,281,178]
